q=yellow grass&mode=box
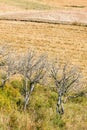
[0,20,87,80]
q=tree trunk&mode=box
[24,82,35,111]
[24,78,28,111]
[24,91,30,111]
[56,92,64,115]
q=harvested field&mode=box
[0,20,87,81]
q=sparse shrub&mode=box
[0,92,12,111]
[47,91,58,107]
[11,80,22,90]
[69,95,86,104]
[0,82,23,111]
[50,92,58,101]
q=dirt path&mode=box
[0,9,87,25]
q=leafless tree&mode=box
[18,51,47,111]
[0,53,17,88]
[0,46,9,58]
[50,60,82,115]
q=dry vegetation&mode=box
[0,0,87,11]
[0,0,53,11]
[40,0,87,9]
[0,20,87,80]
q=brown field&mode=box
[0,20,87,81]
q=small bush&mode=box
[11,80,23,91]
[69,92,86,104]
[0,82,23,111]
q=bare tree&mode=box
[50,60,81,115]
[0,53,17,88]
[18,51,47,111]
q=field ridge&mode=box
[0,10,87,26]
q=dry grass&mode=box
[0,0,54,10]
[63,101,87,130]
[0,20,87,80]
[0,0,87,11]
[40,0,87,8]
[0,110,34,130]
